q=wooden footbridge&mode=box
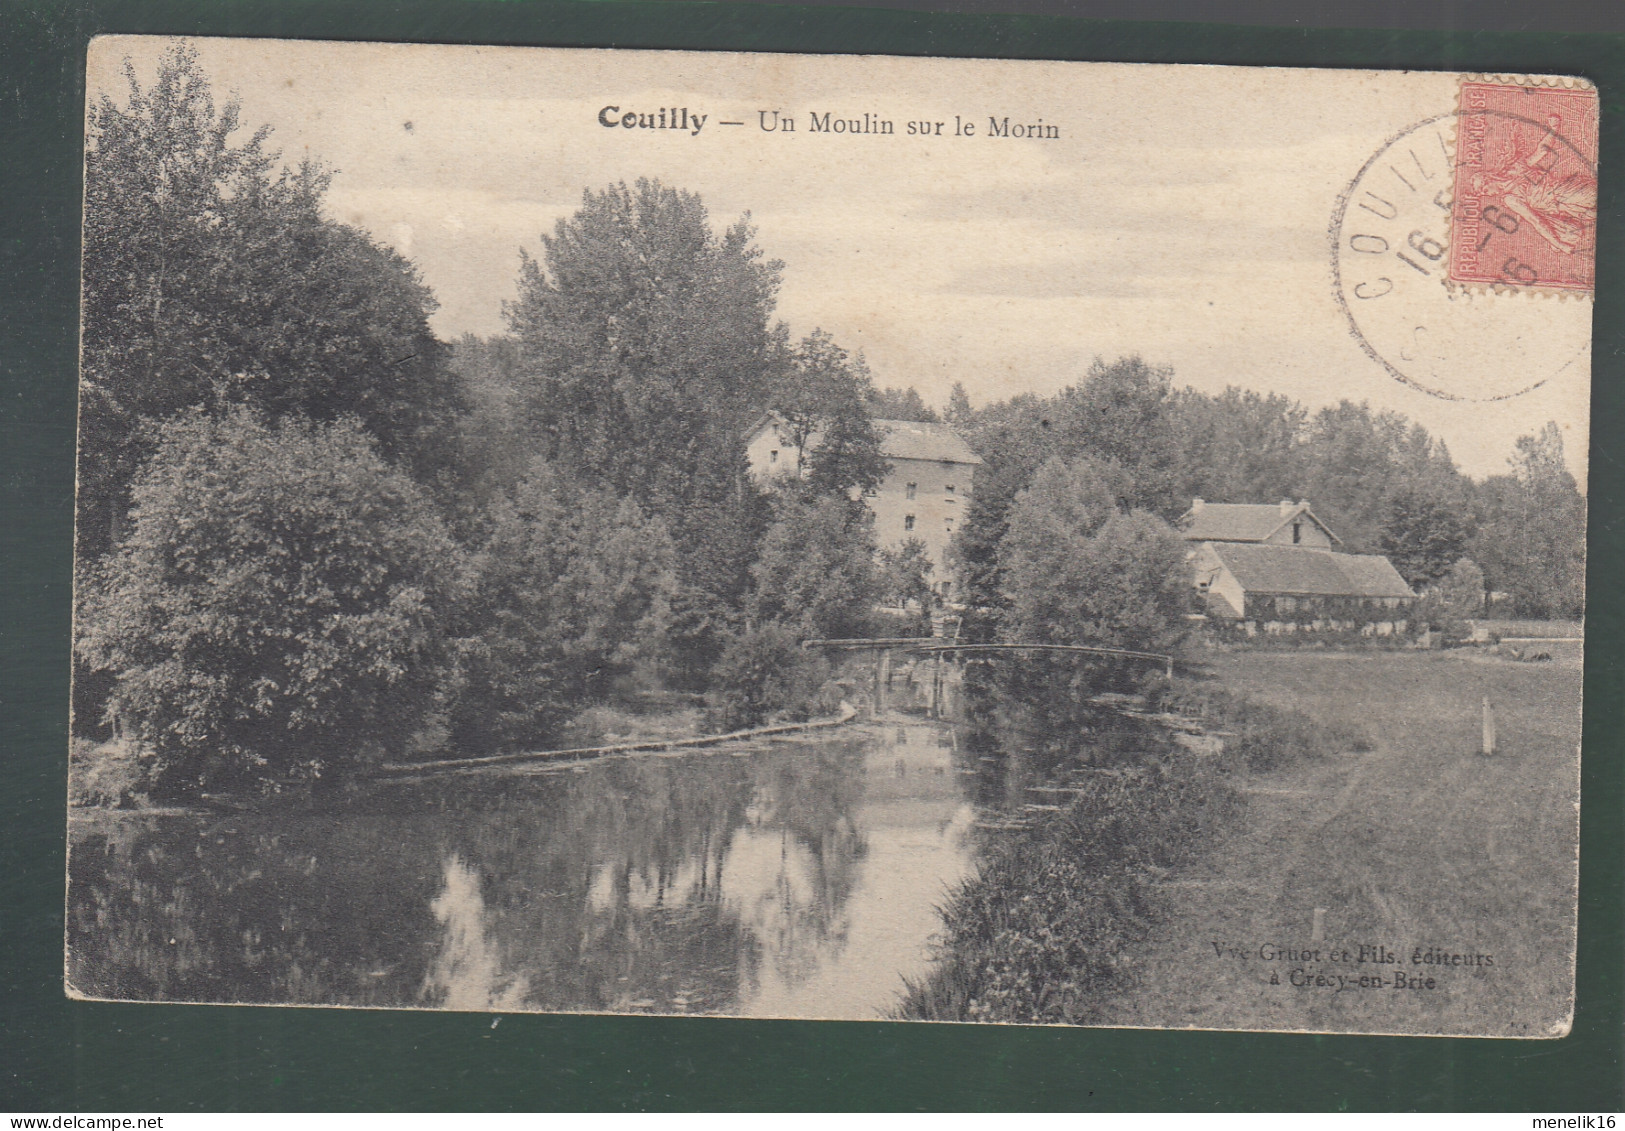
[802,637,1174,679]
[802,630,1174,718]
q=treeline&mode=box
[74,47,1585,803]
[944,357,1586,643]
[73,47,910,802]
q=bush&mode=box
[75,409,468,799]
[998,457,1188,654]
[704,623,836,730]
[898,747,1242,1024]
[1154,682,1369,771]
[448,462,678,754]
[748,493,882,641]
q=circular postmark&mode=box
[1331,108,1595,403]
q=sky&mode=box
[89,37,1594,484]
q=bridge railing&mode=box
[801,638,1174,678]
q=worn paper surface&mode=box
[69,37,1588,1036]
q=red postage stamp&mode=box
[1451,78,1599,293]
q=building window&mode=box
[945,484,955,496]
[944,516,954,532]
[904,515,915,532]
[905,482,917,500]
[1292,521,1301,544]
[769,449,779,464]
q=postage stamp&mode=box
[1450,78,1598,293]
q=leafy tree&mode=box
[869,385,940,422]
[1416,557,1486,638]
[1294,401,1464,552]
[879,538,936,610]
[748,493,882,640]
[1169,386,1306,508]
[945,381,974,426]
[450,462,679,753]
[998,457,1188,653]
[80,43,466,554]
[770,329,890,495]
[1049,356,1180,515]
[75,409,469,800]
[1378,487,1472,587]
[1468,422,1586,617]
[505,179,781,609]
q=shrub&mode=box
[998,457,1188,654]
[1154,682,1369,771]
[898,747,1242,1024]
[75,409,468,799]
[448,462,678,754]
[704,623,836,731]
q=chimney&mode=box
[1298,499,1310,509]
[1191,498,1205,513]
[1279,499,1294,515]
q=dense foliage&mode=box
[71,45,1587,806]
[76,410,468,799]
[998,457,1188,654]
[80,44,465,557]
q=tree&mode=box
[75,409,468,800]
[748,494,883,640]
[504,179,782,609]
[450,461,679,752]
[1051,356,1180,515]
[770,329,890,495]
[1294,401,1464,552]
[869,386,940,422]
[1169,386,1306,507]
[79,43,466,555]
[1416,557,1486,638]
[1468,422,1586,617]
[1378,487,1471,587]
[998,457,1188,653]
[879,538,936,610]
[945,381,974,426]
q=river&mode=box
[68,714,997,1019]
[68,671,1180,1021]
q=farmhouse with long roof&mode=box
[1178,498,1415,630]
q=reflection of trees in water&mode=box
[68,736,874,1014]
[955,658,1176,825]
[67,810,445,1006]
[724,741,870,988]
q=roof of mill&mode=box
[1206,543,1415,599]
[873,419,982,465]
[746,412,981,465]
[1179,502,1340,545]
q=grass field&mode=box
[1127,649,1582,1037]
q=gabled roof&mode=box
[872,419,982,465]
[746,411,981,466]
[1206,543,1415,600]
[1179,502,1340,545]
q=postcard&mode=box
[67,36,1590,1037]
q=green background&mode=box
[4,0,1621,1111]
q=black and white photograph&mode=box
[66,36,1590,1037]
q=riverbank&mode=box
[1127,649,1581,1036]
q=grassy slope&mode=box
[1127,650,1582,1037]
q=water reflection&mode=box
[68,719,978,1018]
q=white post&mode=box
[1482,696,1496,756]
